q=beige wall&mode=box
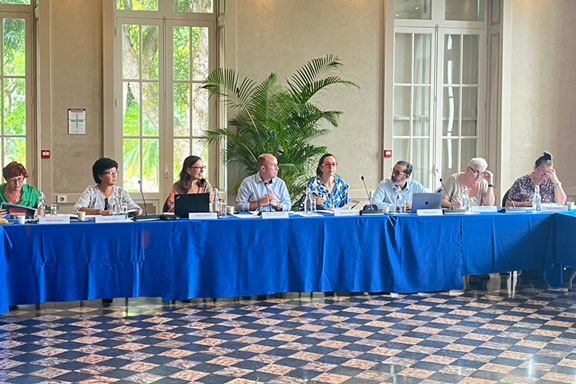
[232,0,383,196]
[505,0,576,195]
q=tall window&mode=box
[0,1,33,171]
[115,0,215,199]
[391,0,486,189]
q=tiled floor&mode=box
[1,272,576,383]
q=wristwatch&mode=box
[555,181,562,187]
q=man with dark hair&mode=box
[235,154,291,212]
[372,160,426,211]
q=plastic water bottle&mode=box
[304,187,314,214]
[37,192,46,217]
[462,187,471,212]
[532,185,542,212]
[395,187,405,213]
[212,188,219,213]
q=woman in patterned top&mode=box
[74,158,142,215]
[163,155,214,213]
[306,154,350,209]
[506,152,567,206]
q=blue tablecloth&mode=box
[0,211,571,314]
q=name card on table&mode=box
[416,209,443,216]
[189,212,218,220]
[333,209,360,217]
[261,211,289,219]
[541,204,568,212]
[39,215,71,224]
[95,215,127,223]
[471,206,498,213]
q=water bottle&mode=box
[304,187,313,214]
[37,192,46,217]
[212,188,219,213]
[395,187,405,213]
[462,186,471,212]
[532,185,542,212]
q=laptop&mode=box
[174,193,210,217]
[411,193,442,212]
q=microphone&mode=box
[138,179,148,216]
[440,178,465,213]
[360,176,383,215]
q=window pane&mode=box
[142,82,159,136]
[463,35,479,84]
[123,138,140,192]
[413,34,431,84]
[141,25,159,80]
[174,0,214,13]
[122,24,140,80]
[443,86,459,136]
[192,84,208,135]
[0,0,30,4]
[191,27,209,80]
[4,137,25,165]
[117,0,158,11]
[173,138,190,182]
[413,86,430,136]
[394,120,410,137]
[173,26,190,81]
[444,35,461,85]
[3,78,26,135]
[394,86,411,121]
[394,33,412,84]
[446,0,484,21]
[461,87,478,136]
[461,139,477,169]
[174,83,190,136]
[394,0,431,20]
[192,139,209,166]
[123,82,141,136]
[413,138,429,186]
[393,139,410,164]
[142,138,159,192]
[442,138,459,177]
[3,18,25,76]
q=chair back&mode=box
[501,189,511,207]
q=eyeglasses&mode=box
[468,167,481,176]
[392,169,407,176]
[322,162,338,167]
[101,171,119,176]
[8,177,24,183]
[190,166,206,171]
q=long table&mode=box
[0,211,569,315]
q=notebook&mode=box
[2,202,37,219]
[174,193,210,217]
[411,193,442,211]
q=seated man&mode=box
[372,160,426,211]
[235,154,291,212]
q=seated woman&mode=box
[74,157,142,215]
[306,154,350,209]
[163,155,213,212]
[506,151,566,206]
[441,157,495,208]
[0,161,40,216]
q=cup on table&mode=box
[568,201,575,210]
[226,206,235,215]
[382,206,390,214]
[17,215,25,224]
[77,211,86,221]
[50,203,58,216]
[218,199,227,217]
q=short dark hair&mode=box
[92,157,118,184]
[395,160,413,176]
[316,153,335,177]
[534,151,553,169]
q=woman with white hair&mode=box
[441,157,495,208]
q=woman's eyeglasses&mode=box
[468,167,481,176]
[322,162,338,167]
[190,166,206,171]
[101,171,119,176]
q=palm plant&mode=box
[202,54,357,202]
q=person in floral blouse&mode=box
[306,154,351,209]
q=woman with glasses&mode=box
[74,157,142,215]
[305,153,350,209]
[0,161,40,210]
[506,151,566,206]
[163,155,213,213]
[441,157,495,208]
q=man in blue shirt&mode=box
[373,160,426,211]
[235,154,292,212]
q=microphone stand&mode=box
[440,178,466,214]
[360,176,384,215]
[138,179,148,216]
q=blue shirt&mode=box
[306,176,350,209]
[235,173,292,212]
[372,178,427,207]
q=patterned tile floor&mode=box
[1,272,576,383]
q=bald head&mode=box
[257,154,279,181]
